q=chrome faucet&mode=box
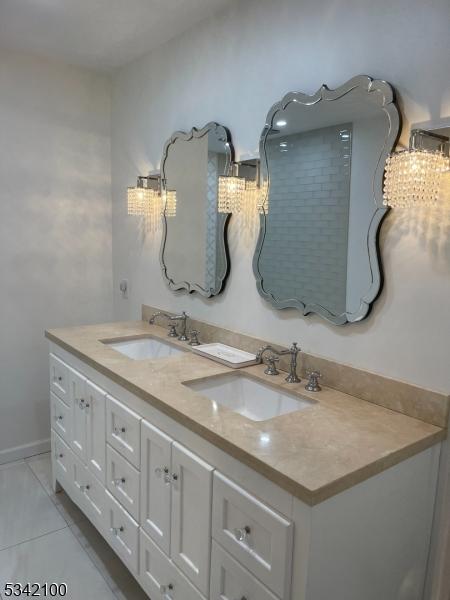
[256,342,301,383]
[149,311,189,341]
[170,311,189,342]
[148,312,178,338]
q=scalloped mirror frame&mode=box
[253,75,401,325]
[159,122,233,297]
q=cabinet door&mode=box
[140,529,205,600]
[86,380,106,483]
[141,420,173,555]
[170,442,214,596]
[68,366,87,461]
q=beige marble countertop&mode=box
[46,321,446,506]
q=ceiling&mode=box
[0,0,235,71]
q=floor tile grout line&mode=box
[24,457,89,530]
[66,524,121,598]
[24,457,55,501]
[0,525,69,555]
[24,456,67,511]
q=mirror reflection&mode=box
[254,76,400,324]
[160,123,232,296]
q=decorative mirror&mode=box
[253,75,400,324]
[160,123,232,296]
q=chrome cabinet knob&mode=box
[110,526,124,536]
[155,467,171,484]
[159,583,174,593]
[55,415,63,421]
[113,477,126,486]
[234,526,251,542]
[171,473,178,482]
[58,453,64,459]
[80,484,90,492]
[58,376,63,382]
[154,466,169,476]
[114,426,126,434]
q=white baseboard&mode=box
[0,438,51,465]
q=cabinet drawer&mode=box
[83,467,108,533]
[107,444,140,521]
[51,392,72,444]
[139,529,205,600]
[52,430,73,490]
[49,354,70,405]
[105,490,139,575]
[106,395,141,468]
[212,472,293,600]
[210,541,277,600]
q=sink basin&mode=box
[104,337,185,360]
[184,373,314,421]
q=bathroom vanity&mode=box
[46,319,447,600]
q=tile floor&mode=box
[0,454,148,600]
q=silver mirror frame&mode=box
[253,75,401,325]
[159,122,232,297]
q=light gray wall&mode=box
[111,0,450,393]
[0,50,113,461]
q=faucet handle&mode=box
[305,370,322,392]
[167,324,178,338]
[264,354,280,376]
[188,330,201,346]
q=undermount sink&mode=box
[184,372,314,421]
[104,337,185,360]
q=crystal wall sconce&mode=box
[384,129,450,208]
[162,188,177,218]
[127,175,161,216]
[218,159,260,214]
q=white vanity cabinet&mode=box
[48,345,441,600]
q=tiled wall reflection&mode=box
[260,124,352,314]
